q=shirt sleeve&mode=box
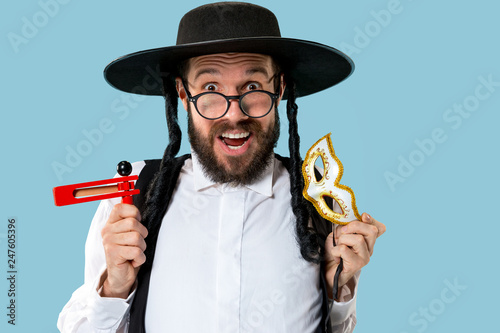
[57,199,134,333]
[329,270,360,333]
[57,162,145,332]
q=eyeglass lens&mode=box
[197,91,273,119]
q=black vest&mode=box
[130,154,333,333]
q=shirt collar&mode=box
[191,151,274,197]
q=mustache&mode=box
[209,119,262,138]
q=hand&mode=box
[100,203,148,299]
[324,212,386,299]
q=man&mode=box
[58,3,385,333]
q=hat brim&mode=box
[103,37,354,99]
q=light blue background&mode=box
[1,0,498,332]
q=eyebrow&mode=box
[193,68,221,81]
[192,66,272,82]
[245,66,271,78]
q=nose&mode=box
[224,97,248,122]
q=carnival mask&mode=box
[302,133,361,225]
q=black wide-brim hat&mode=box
[104,2,354,99]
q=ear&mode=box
[276,73,286,107]
[175,77,189,111]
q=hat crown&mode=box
[176,2,281,45]
[104,2,353,98]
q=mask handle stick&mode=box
[332,225,343,301]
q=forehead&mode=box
[185,53,275,80]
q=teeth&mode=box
[221,132,250,139]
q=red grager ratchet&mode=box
[52,161,139,206]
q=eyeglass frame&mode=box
[181,75,281,120]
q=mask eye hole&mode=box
[322,195,334,210]
[313,155,326,182]
[322,194,345,216]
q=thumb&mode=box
[361,212,372,224]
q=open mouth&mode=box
[220,131,251,150]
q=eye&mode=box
[203,83,218,91]
[245,82,261,91]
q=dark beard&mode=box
[187,106,280,186]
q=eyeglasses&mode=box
[182,81,280,120]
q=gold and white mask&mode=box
[302,133,361,225]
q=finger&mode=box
[106,217,148,239]
[324,232,341,264]
[117,245,146,267]
[330,245,361,266]
[106,242,145,266]
[328,244,366,279]
[107,231,147,252]
[108,203,142,224]
[333,224,343,244]
[340,221,378,255]
[337,233,370,262]
[361,213,386,237]
[131,251,146,268]
[325,231,334,249]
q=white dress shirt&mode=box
[57,154,357,333]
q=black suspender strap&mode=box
[133,159,162,214]
[129,155,190,332]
